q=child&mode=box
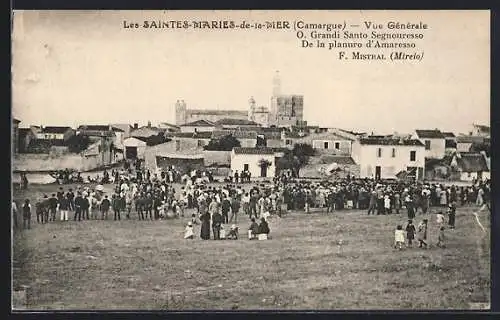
[158,201,165,219]
[384,194,391,214]
[184,221,194,239]
[394,225,405,250]
[220,225,226,240]
[447,202,456,229]
[436,211,445,228]
[417,219,428,249]
[175,202,182,219]
[22,199,32,229]
[405,220,416,247]
[227,224,239,240]
[191,213,199,225]
[248,218,259,240]
[437,226,446,248]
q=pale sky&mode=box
[12,10,490,135]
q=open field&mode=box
[12,184,490,310]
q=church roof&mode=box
[181,119,216,127]
[187,109,248,116]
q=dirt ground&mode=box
[12,183,490,310]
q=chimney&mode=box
[134,123,138,129]
[147,121,151,128]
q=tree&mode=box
[258,158,272,175]
[203,134,241,151]
[66,134,91,153]
[276,143,315,178]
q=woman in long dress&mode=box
[199,199,211,240]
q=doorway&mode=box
[261,165,267,178]
[125,147,138,159]
[375,166,381,180]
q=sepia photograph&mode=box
[11,10,491,310]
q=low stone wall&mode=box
[13,152,113,172]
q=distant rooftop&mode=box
[360,137,424,146]
[41,126,73,134]
[415,129,445,139]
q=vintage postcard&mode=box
[11,10,490,310]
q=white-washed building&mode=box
[413,129,446,159]
[230,147,280,179]
[351,137,425,180]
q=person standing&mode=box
[113,194,123,221]
[417,219,428,249]
[447,202,456,229]
[221,196,231,224]
[145,194,153,220]
[200,209,211,240]
[74,192,84,221]
[212,210,223,240]
[100,195,111,220]
[405,220,416,248]
[367,190,377,215]
[22,199,32,229]
[81,194,90,220]
[59,196,69,221]
[12,200,18,229]
[230,196,240,223]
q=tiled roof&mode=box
[13,118,21,123]
[456,135,488,144]
[359,138,424,146]
[111,127,124,132]
[415,129,445,139]
[181,119,216,127]
[442,132,456,138]
[215,118,259,126]
[233,131,257,139]
[233,147,276,155]
[211,130,233,139]
[170,132,213,139]
[111,124,134,132]
[41,126,73,134]
[78,125,111,131]
[320,156,356,165]
[456,153,489,172]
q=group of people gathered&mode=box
[13,160,490,250]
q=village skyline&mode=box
[12,10,490,134]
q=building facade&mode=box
[36,126,75,141]
[230,147,278,178]
[351,137,425,180]
[413,129,446,159]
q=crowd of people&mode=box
[13,160,490,247]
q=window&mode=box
[285,139,292,145]
[410,151,416,161]
[244,164,249,171]
[175,140,180,151]
[335,142,340,149]
[424,140,431,150]
[392,148,396,158]
[377,148,382,158]
[197,140,205,147]
[324,141,329,149]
